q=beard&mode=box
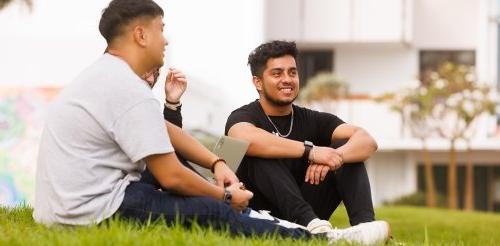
[262,86,298,107]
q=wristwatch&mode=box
[223,188,232,204]
[302,140,314,161]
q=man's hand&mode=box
[213,161,239,187]
[304,146,345,184]
[309,146,344,171]
[225,182,253,212]
[165,68,187,103]
[305,164,330,185]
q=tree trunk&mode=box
[463,144,474,211]
[447,140,458,209]
[422,147,437,207]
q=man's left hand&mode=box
[305,163,330,185]
[165,67,187,103]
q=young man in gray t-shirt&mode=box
[33,0,310,239]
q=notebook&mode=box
[212,136,249,171]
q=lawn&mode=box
[1,205,499,245]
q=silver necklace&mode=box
[265,107,294,138]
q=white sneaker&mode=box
[306,218,335,234]
[327,220,391,245]
[246,209,307,230]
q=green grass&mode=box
[1,205,499,245]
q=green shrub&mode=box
[385,192,446,207]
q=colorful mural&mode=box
[0,88,60,207]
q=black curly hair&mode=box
[99,0,164,44]
[248,40,298,77]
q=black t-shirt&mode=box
[225,100,345,147]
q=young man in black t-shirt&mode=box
[225,40,390,244]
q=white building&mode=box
[264,0,500,210]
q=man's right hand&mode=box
[304,146,344,185]
[225,182,253,212]
[309,146,344,171]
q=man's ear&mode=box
[133,26,148,47]
[252,76,263,92]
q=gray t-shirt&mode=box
[33,54,174,225]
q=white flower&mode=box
[463,89,472,99]
[438,111,462,137]
[430,72,439,80]
[489,91,499,101]
[419,87,428,95]
[472,90,484,101]
[432,103,445,116]
[435,79,446,89]
[465,73,476,82]
[446,93,462,107]
[462,99,475,115]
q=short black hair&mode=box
[99,0,164,44]
[247,40,298,77]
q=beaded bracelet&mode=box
[210,158,226,173]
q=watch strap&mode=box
[302,141,313,161]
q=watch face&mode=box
[305,141,313,147]
[224,190,232,204]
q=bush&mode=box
[385,192,447,207]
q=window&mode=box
[419,50,475,74]
[297,50,334,88]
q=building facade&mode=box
[263,0,500,211]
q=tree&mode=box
[381,85,439,207]
[0,0,32,11]
[424,63,496,210]
[457,85,496,210]
[299,72,349,114]
[380,62,497,209]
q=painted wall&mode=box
[265,0,410,43]
[335,44,419,95]
[413,0,479,49]
[367,152,417,205]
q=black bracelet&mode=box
[303,141,313,161]
[210,158,226,173]
[165,98,180,104]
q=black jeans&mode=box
[236,140,375,226]
[115,153,311,239]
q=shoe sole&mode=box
[383,221,392,244]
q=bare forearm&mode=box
[228,123,304,159]
[168,164,223,198]
[336,129,377,162]
[146,153,223,199]
[165,121,217,169]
